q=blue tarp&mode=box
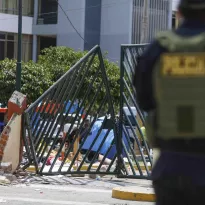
[64,101,83,114]
[82,117,129,160]
[32,101,82,127]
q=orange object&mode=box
[1,134,9,141]
[0,138,7,146]
[0,108,7,114]
[36,103,61,115]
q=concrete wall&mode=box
[32,24,57,36]
[172,0,179,11]
[2,114,21,173]
[100,0,133,63]
[57,0,86,51]
[0,13,33,35]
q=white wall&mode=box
[57,0,86,51]
[100,0,133,63]
[0,13,33,35]
[172,0,179,11]
[32,24,57,35]
[2,114,21,173]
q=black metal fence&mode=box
[119,44,152,179]
[22,44,151,179]
[22,46,119,176]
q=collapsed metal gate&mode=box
[119,44,152,179]
[22,45,151,179]
[22,46,119,176]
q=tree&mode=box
[38,46,86,82]
[0,47,120,113]
[0,59,52,105]
[37,46,120,113]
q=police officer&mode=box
[133,0,205,204]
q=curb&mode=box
[112,187,156,202]
[26,164,151,173]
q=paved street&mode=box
[0,184,154,205]
[0,176,154,205]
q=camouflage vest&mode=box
[147,31,205,145]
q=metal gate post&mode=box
[97,48,121,176]
[116,47,126,177]
[118,44,153,179]
[21,45,120,176]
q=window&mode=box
[0,32,33,62]
[7,35,14,59]
[38,0,58,24]
[0,0,34,16]
[22,0,34,16]
[21,35,33,62]
[38,36,56,56]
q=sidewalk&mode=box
[24,169,156,202]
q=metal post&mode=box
[140,0,149,44]
[16,0,22,92]
[168,0,173,29]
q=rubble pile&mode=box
[0,162,29,185]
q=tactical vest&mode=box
[147,31,205,146]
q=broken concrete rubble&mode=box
[14,168,29,177]
[0,176,10,185]
[0,162,12,173]
[3,174,17,182]
[0,162,29,186]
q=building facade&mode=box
[0,0,33,62]
[0,0,173,63]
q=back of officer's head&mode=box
[178,0,205,20]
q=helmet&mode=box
[179,0,205,10]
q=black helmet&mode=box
[179,0,205,10]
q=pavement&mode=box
[19,175,155,203]
[25,166,155,202]
[0,176,154,205]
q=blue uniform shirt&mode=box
[135,20,205,185]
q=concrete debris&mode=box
[0,198,6,203]
[88,173,96,179]
[14,168,29,177]
[4,174,17,182]
[0,163,30,186]
[0,162,12,173]
[0,176,10,185]
[71,174,85,177]
[0,162,20,185]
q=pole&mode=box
[141,0,149,44]
[16,0,22,92]
[168,0,172,29]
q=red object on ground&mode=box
[0,108,7,114]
